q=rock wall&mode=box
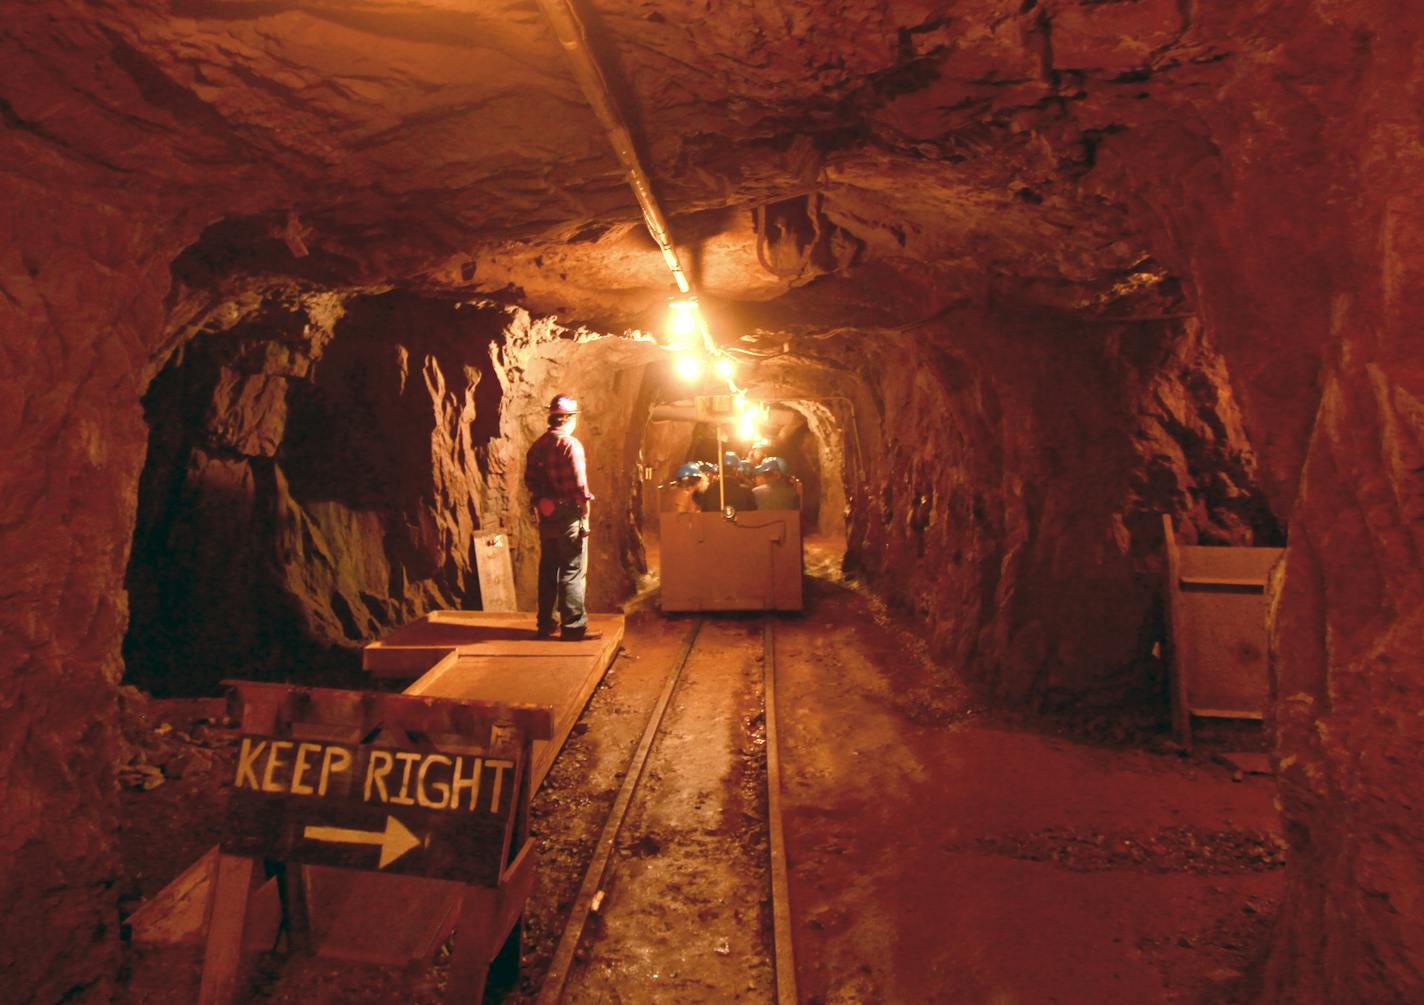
[789,399,849,539]
[0,184,179,1003]
[127,290,658,694]
[2,210,659,991]
[1066,6,1424,999]
[844,310,1277,706]
[2,0,1423,998]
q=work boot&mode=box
[560,628,602,642]
[535,624,557,639]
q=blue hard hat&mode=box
[675,462,703,480]
[697,461,717,475]
[757,456,788,476]
[723,451,741,468]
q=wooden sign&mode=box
[220,682,552,888]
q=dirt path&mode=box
[774,572,1282,1005]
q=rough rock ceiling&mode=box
[4,0,1237,331]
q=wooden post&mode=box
[445,845,537,1004]
[1162,514,1192,750]
[197,855,256,1005]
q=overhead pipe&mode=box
[534,0,691,294]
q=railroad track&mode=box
[534,617,797,1005]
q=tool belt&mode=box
[536,498,583,523]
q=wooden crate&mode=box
[1162,516,1284,746]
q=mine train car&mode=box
[659,508,804,612]
[657,454,805,613]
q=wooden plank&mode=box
[367,612,621,658]
[410,619,624,792]
[1162,515,1192,749]
[1219,752,1273,774]
[473,533,517,612]
[1191,708,1267,721]
[127,845,220,946]
[304,868,465,965]
[1178,589,1270,717]
[445,890,496,1004]
[444,846,536,1005]
[1179,543,1283,582]
[197,855,256,1005]
[363,645,458,677]
[128,848,282,952]
[427,610,535,622]
[224,680,554,742]
[1179,576,1267,592]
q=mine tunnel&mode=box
[2,2,1421,1004]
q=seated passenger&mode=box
[719,453,757,512]
[752,457,799,511]
[666,462,708,514]
[697,459,723,512]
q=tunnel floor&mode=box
[115,544,1283,1004]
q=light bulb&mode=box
[737,415,759,440]
[674,353,704,382]
[667,299,700,346]
[714,357,735,381]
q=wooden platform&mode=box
[132,609,623,985]
[363,610,625,793]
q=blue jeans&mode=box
[537,515,587,635]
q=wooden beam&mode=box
[197,855,256,1005]
[1162,515,1192,750]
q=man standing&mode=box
[524,394,600,641]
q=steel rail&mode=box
[534,0,691,295]
[534,617,798,1004]
[763,619,799,1005]
[534,617,705,1005]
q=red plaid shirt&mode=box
[524,427,592,509]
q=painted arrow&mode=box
[303,815,422,869]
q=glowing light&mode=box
[737,413,759,441]
[714,357,735,381]
[667,298,700,347]
[674,353,704,382]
